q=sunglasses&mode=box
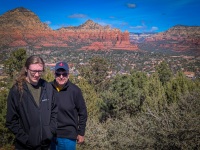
[55,72,68,77]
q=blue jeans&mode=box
[51,137,76,150]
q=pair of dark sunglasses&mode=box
[55,72,68,77]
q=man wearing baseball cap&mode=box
[51,61,87,150]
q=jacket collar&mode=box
[23,79,46,91]
[51,79,70,91]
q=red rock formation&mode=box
[0,7,138,51]
[144,25,200,53]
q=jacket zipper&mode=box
[40,88,45,144]
[40,109,42,143]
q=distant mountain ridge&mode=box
[141,25,200,53]
[166,25,200,36]
[0,7,138,51]
[60,19,111,30]
[0,7,199,54]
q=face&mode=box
[26,63,44,85]
[55,69,69,86]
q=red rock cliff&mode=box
[0,7,138,51]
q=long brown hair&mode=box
[15,55,45,93]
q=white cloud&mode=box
[68,14,87,18]
[130,25,146,30]
[126,3,136,8]
[44,21,51,25]
[151,26,158,31]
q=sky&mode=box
[0,0,200,33]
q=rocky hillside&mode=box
[0,7,50,30]
[61,19,110,30]
[1,7,199,55]
[141,25,200,54]
[0,7,138,52]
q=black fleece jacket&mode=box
[6,79,57,149]
[51,80,87,140]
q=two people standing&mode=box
[6,56,87,150]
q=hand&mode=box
[77,135,84,144]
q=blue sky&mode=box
[0,0,200,33]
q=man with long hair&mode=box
[6,55,57,150]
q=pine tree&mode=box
[42,67,54,82]
[76,78,102,120]
[143,72,166,112]
[78,56,109,92]
[4,48,27,78]
[0,82,14,148]
[156,61,173,85]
